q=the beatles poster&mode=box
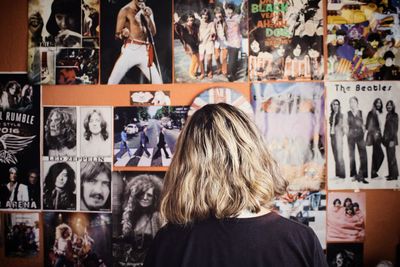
[327,0,400,80]
[174,0,248,83]
[327,192,366,243]
[4,212,40,257]
[249,0,323,81]
[114,106,189,167]
[326,81,400,189]
[0,73,40,210]
[43,212,112,267]
[251,82,325,191]
[101,0,172,84]
[274,190,326,249]
[28,0,100,84]
[112,171,164,266]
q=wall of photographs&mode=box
[0,0,399,266]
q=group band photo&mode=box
[327,82,400,189]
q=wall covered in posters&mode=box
[0,0,399,266]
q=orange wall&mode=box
[0,1,399,266]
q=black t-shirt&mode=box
[144,212,327,267]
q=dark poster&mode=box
[112,171,164,267]
[248,0,323,81]
[0,73,40,210]
[101,0,172,84]
[28,0,100,85]
[174,0,248,83]
[327,0,400,81]
[43,212,112,267]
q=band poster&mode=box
[174,0,248,83]
[326,81,400,189]
[4,212,40,258]
[28,0,100,85]
[42,106,113,211]
[114,106,189,167]
[112,171,164,266]
[249,0,323,81]
[251,82,325,191]
[0,73,40,210]
[101,0,172,84]
[327,192,366,243]
[327,0,400,81]
[43,212,111,267]
[274,190,326,249]
[327,243,363,267]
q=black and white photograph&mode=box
[100,0,172,84]
[80,107,112,158]
[0,73,40,210]
[327,81,400,189]
[327,192,366,243]
[44,212,111,267]
[114,106,189,167]
[56,48,99,84]
[28,0,100,84]
[327,243,363,267]
[112,171,164,266]
[43,161,77,211]
[251,82,325,191]
[4,212,40,257]
[130,90,171,106]
[43,107,77,157]
[274,190,326,249]
[174,0,248,83]
[80,162,111,212]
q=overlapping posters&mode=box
[112,171,164,266]
[0,73,40,210]
[274,190,326,249]
[327,192,366,243]
[326,82,400,189]
[4,212,40,257]
[114,106,189,167]
[42,106,113,211]
[251,82,325,190]
[249,0,323,81]
[101,0,172,84]
[174,0,248,83]
[327,0,400,80]
[43,212,112,267]
[28,0,100,84]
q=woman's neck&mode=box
[237,207,270,218]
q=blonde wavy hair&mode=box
[161,103,288,224]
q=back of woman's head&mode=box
[161,103,288,224]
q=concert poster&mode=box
[327,0,400,81]
[0,73,40,210]
[251,82,325,191]
[248,0,323,81]
[28,0,100,85]
[43,212,112,267]
[112,171,164,267]
[274,190,326,249]
[326,81,400,189]
[174,0,248,83]
[100,0,172,84]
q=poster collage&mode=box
[0,0,398,266]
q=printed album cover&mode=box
[326,81,400,189]
[174,0,248,83]
[101,0,172,84]
[0,73,40,210]
[327,0,400,80]
[28,0,100,84]
[249,0,323,81]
